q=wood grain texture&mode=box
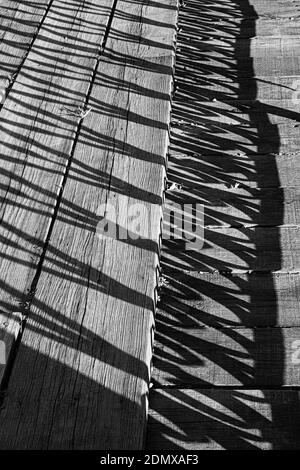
[0,0,51,91]
[182,0,299,19]
[165,186,300,226]
[167,152,300,188]
[173,100,300,125]
[0,0,115,316]
[152,326,300,387]
[0,0,177,450]
[174,75,300,104]
[177,54,300,79]
[0,313,21,386]
[147,389,300,450]
[179,19,300,39]
[162,226,300,272]
[171,124,300,156]
[177,38,300,63]
[240,0,300,17]
[157,272,300,327]
[148,0,300,451]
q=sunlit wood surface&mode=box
[0,0,177,449]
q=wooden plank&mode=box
[167,152,300,188]
[162,226,300,272]
[157,272,300,327]
[242,19,300,38]
[152,326,300,387]
[181,0,299,20]
[147,0,300,452]
[176,55,300,79]
[0,0,115,316]
[173,100,300,124]
[179,19,300,39]
[182,37,300,56]
[0,0,177,450]
[0,313,21,386]
[0,1,51,88]
[164,186,300,226]
[176,18,300,77]
[147,389,300,449]
[170,122,300,156]
[177,38,300,61]
[240,0,300,17]
[173,74,300,103]
[173,120,300,139]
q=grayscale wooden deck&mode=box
[147,0,300,450]
[0,0,299,451]
[0,0,176,449]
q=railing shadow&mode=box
[147,0,300,449]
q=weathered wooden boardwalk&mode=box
[0,0,177,449]
[0,0,300,451]
[147,0,300,450]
